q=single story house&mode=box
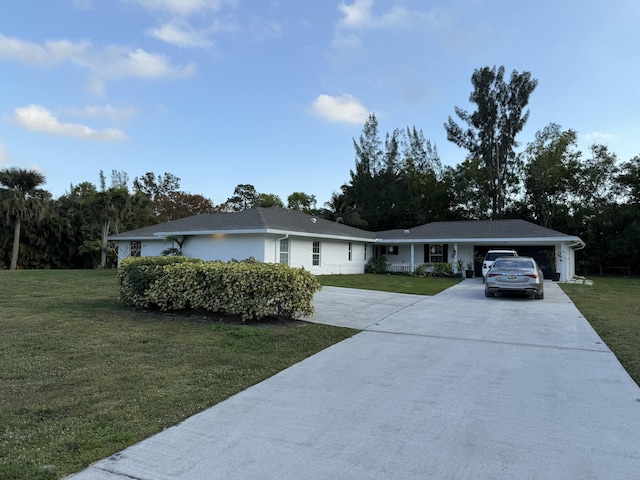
[110,207,586,281]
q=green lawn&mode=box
[0,270,357,480]
[316,273,462,295]
[2,271,636,479]
[560,277,640,386]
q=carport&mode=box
[375,219,585,281]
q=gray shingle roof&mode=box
[111,208,579,243]
[110,207,377,240]
[376,219,576,240]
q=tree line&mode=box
[2,65,639,274]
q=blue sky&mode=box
[1,0,639,207]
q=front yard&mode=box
[1,270,636,480]
[0,270,356,480]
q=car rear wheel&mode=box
[535,292,544,300]
[485,290,494,297]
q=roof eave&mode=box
[375,236,584,244]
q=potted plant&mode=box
[456,259,464,278]
[465,261,474,278]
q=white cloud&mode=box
[0,34,90,66]
[148,20,213,48]
[126,0,237,17]
[64,105,138,121]
[72,0,94,10]
[82,47,196,95]
[311,94,370,125]
[583,131,615,143]
[338,0,375,29]
[12,105,127,142]
[338,0,435,30]
[0,34,195,95]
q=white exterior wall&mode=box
[307,239,370,274]
[117,234,579,280]
[117,239,165,264]
[275,236,372,274]
[452,244,476,273]
[183,234,266,262]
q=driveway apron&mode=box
[69,280,640,480]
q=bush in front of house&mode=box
[432,262,455,277]
[117,257,321,321]
[365,256,389,274]
[117,256,200,308]
[411,262,456,277]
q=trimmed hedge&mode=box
[117,257,322,321]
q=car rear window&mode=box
[485,252,517,261]
[494,259,534,269]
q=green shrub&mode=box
[365,256,389,274]
[432,262,454,277]
[116,256,199,307]
[117,257,321,321]
[411,263,433,277]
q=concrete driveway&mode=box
[69,279,640,479]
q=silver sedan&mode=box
[484,256,545,299]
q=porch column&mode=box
[453,243,459,273]
[410,243,415,272]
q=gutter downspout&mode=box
[565,240,586,281]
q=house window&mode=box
[279,238,289,265]
[348,242,352,261]
[382,245,399,256]
[130,241,141,257]
[429,244,443,263]
[312,241,320,266]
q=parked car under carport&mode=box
[484,256,545,299]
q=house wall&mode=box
[117,239,166,264]
[307,238,371,275]
[184,234,266,262]
[264,235,371,274]
[117,235,579,281]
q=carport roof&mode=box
[376,219,581,242]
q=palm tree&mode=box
[0,168,46,269]
[322,191,369,228]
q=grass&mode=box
[0,270,357,480]
[561,277,640,386]
[315,273,462,295]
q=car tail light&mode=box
[487,273,499,277]
[524,273,539,278]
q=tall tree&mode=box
[322,190,368,227]
[445,65,538,218]
[618,155,640,203]
[225,184,258,211]
[133,171,181,220]
[522,124,581,228]
[0,168,47,269]
[255,193,284,208]
[287,192,317,214]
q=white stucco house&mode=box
[110,207,586,281]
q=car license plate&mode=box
[508,275,517,280]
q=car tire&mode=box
[535,292,544,300]
[485,291,494,297]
